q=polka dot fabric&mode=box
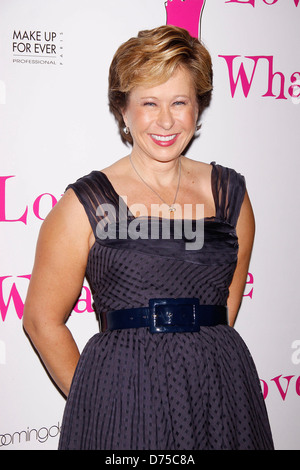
[58,163,274,450]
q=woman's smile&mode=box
[122,67,199,164]
[150,133,180,146]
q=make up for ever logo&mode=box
[12,29,64,66]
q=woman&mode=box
[23,25,274,450]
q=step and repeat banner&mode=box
[0,0,299,450]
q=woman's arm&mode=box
[227,190,255,326]
[23,189,92,397]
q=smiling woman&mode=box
[109,25,212,145]
[23,25,273,451]
[122,67,199,170]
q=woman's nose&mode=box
[156,105,175,130]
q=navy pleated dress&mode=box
[58,162,274,450]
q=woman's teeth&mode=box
[151,134,177,142]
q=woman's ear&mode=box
[123,115,129,130]
[120,103,127,126]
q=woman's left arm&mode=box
[227,190,255,326]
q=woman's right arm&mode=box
[23,189,92,397]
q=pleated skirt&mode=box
[58,325,274,450]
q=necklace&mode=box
[129,155,181,212]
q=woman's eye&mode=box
[143,102,156,107]
[173,101,186,106]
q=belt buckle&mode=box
[149,298,200,334]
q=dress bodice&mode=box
[66,162,246,326]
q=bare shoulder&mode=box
[38,188,92,253]
[44,188,87,226]
[101,156,130,179]
[183,157,212,173]
[182,157,213,185]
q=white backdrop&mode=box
[1,0,299,450]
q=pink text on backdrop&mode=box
[165,0,206,38]
[225,0,299,7]
[0,273,254,322]
[0,276,93,321]
[0,176,58,224]
[218,55,300,99]
[0,276,31,320]
[260,375,300,400]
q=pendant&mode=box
[169,206,176,212]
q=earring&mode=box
[124,126,130,135]
[195,123,202,136]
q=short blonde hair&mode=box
[108,25,213,145]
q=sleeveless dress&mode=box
[58,162,274,450]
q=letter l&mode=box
[0,176,28,223]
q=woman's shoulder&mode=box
[100,155,131,181]
[209,160,244,180]
[182,157,214,190]
[182,157,213,177]
[183,157,212,171]
[39,185,92,252]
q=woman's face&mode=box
[123,67,199,164]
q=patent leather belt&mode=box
[106,298,228,334]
